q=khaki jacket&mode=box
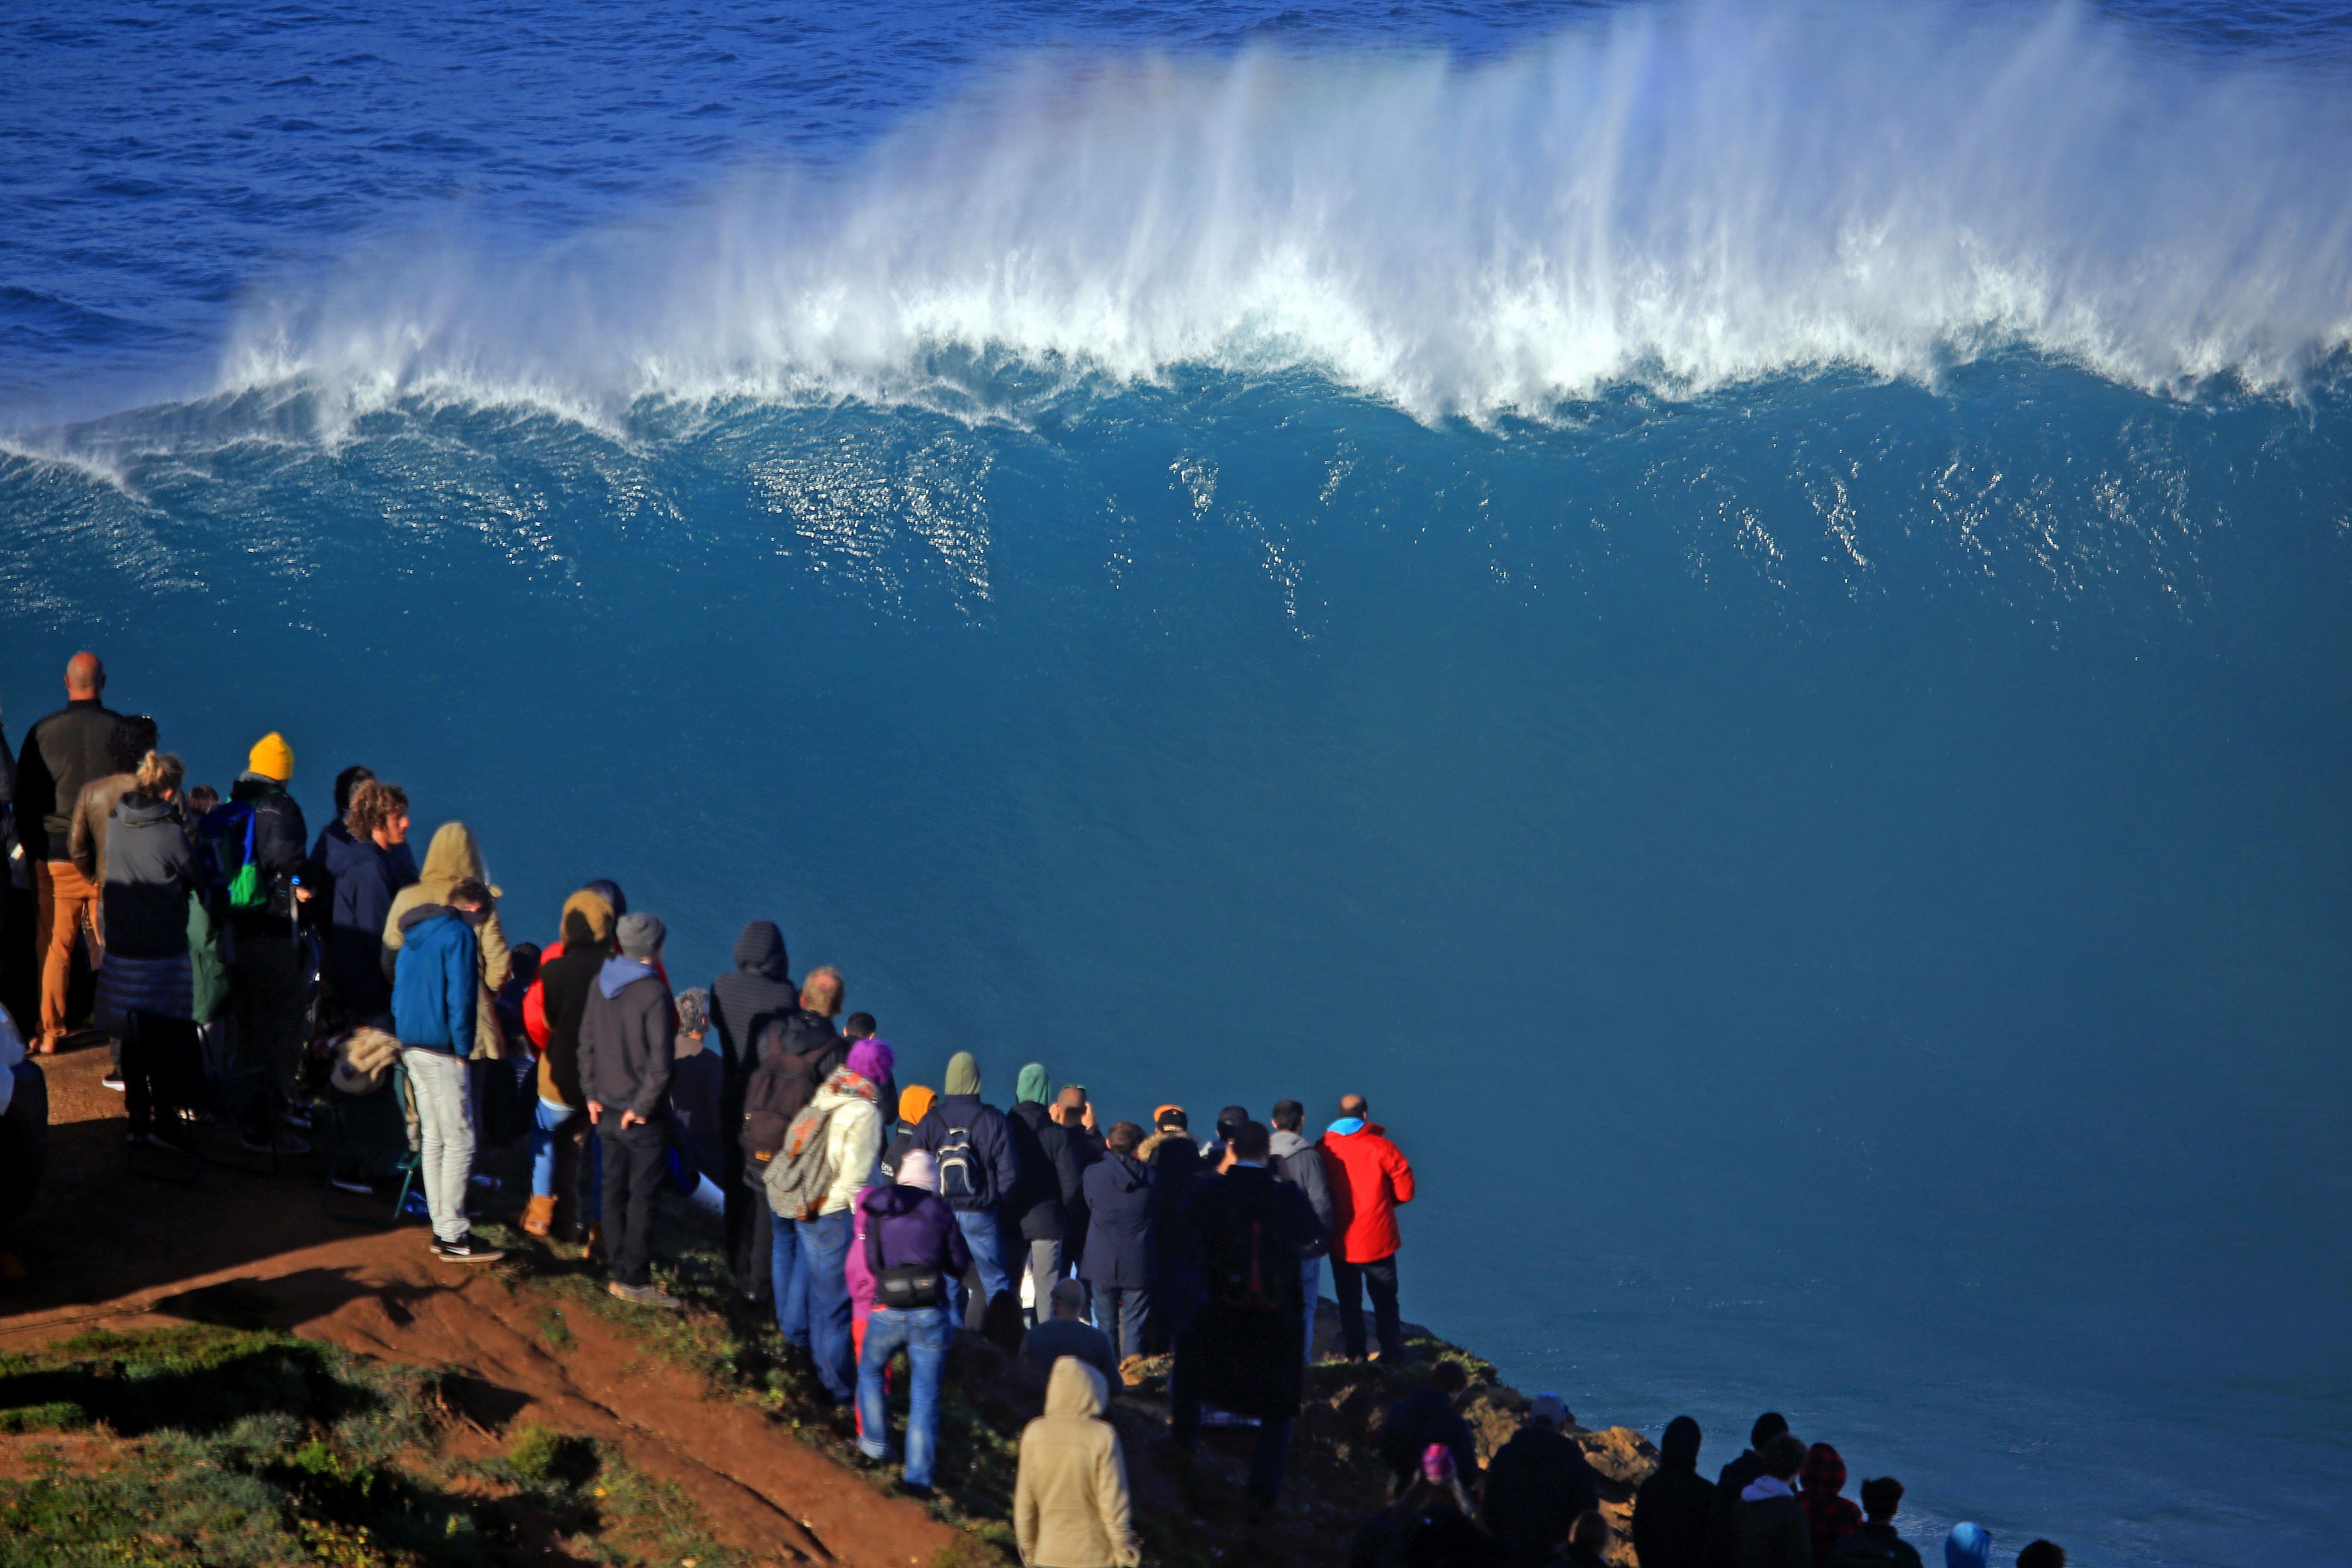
[1014,1358,1140,1568]
[381,822,511,1060]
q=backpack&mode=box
[934,1119,983,1204]
[194,802,266,910]
[1205,1179,1293,1314]
[763,1096,837,1222]
[739,1017,821,1167]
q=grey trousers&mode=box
[402,1047,475,1244]
[1027,1237,1063,1321]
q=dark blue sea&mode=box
[4,2,2349,1561]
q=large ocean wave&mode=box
[206,0,2352,430]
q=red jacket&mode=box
[1319,1122,1415,1264]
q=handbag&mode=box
[873,1262,945,1311]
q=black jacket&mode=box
[1712,1451,1768,1568]
[910,1093,1020,1213]
[1007,1099,1082,1242]
[315,821,413,1015]
[1077,1148,1155,1289]
[1827,1524,1923,1568]
[1737,1493,1812,1568]
[536,941,605,1109]
[101,793,197,960]
[1381,1387,1482,1493]
[225,774,308,926]
[708,921,796,1078]
[1145,1131,1206,1271]
[578,959,677,1122]
[1482,1425,1601,1568]
[15,698,120,861]
[1175,1164,1320,1422]
[1635,1446,1718,1568]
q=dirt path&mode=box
[0,1047,960,1568]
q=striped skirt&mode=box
[93,950,194,1037]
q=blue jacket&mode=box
[391,906,478,1054]
[1078,1148,1156,1289]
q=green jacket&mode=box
[188,898,229,1024]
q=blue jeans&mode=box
[798,1208,857,1403]
[770,1211,810,1348]
[858,1305,949,1489]
[530,1097,578,1197]
[1171,1344,1292,1506]
[1301,1256,1322,1363]
[950,1207,1013,1324]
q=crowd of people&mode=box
[0,653,2073,1568]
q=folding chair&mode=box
[321,1060,422,1225]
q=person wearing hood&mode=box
[1827,1477,1924,1568]
[519,887,615,1240]
[910,1050,1022,1326]
[710,918,798,1301]
[315,779,413,1021]
[1008,1061,1081,1323]
[1478,1392,1599,1568]
[1635,1416,1718,1568]
[882,1083,935,1184]
[1380,1360,1483,1495]
[580,911,679,1309]
[857,1148,971,1494]
[1319,1093,1415,1363]
[752,967,855,1344]
[795,1035,891,1405]
[1351,1441,1502,1568]
[1713,1412,1792,1568]
[1015,1355,1141,1568]
[220,732,312,1152]
[381,821,511,1062]
[1800,1444,1864,1567]
[1268,1099,1336,1362]
[1737,1434,1813,1568]
[1137,1106,1204,1354]
[15,651,121,1054]
[392,877,504,1265]
[1078,1120,1156,1361]
[94,750,200,1144]
[1942,1525,1993,1568]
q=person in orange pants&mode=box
[15,653,123,1052]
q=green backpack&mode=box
[225,808,265,910]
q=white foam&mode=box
[214,0,2352,427]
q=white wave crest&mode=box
[218,0,2352,426]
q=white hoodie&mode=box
[812,1071,883,1217]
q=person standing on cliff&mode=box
[1319,1093,1415,1363]
[14,652,122,1054]
[580,910,680,1309]
[391,877,504,1265]
[909,1050,1022,1326]
[1635,1416,1718,1568]
[1481,1393,1602,1568]
[1713,1412,1791,1568]
[220,732,311,1153]
[1268,1097,1336,1361]
[1736,1433,1813,1568]
[1825,1477,1924,1568]
[709,919,797,1305]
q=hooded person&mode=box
[1635,1416,1719,1568]
[882,1083,935,1184]
[1015,1357,1142,1568]
[1942,1525,1993,1568]
[857,1148,971,1494]
[790,1035,891,1406]
[392,877,505,1265]
[579,910,679,1308]
[1737,1434,1813,1568]
[380,822,511,1062]
[519,887,614,1239]
[1379,1361,1482,1496]
[1007,1060,1082,1323]
[1480,1391,1602,1568]
[1351,1442,1503,1568]
[1800,1444,1864,1568]
[910,1050,1022,1326]
[709,919,798,1302]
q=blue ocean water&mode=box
[3,1,2349,1562]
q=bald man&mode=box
[13,653,122,1050]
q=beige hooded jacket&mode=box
[381,821,511,1060]
[1014,1358,1140,1568]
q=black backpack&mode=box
[1205,1177,1295,1314]
[935,1119,983,1204]
[739,1017,822,1168]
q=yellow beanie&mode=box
[247,731,294,781]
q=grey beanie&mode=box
[616,910,665,960]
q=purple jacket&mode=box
[862,1183,972,1280]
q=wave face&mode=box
[206,1,2352,427]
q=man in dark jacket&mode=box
[220,733,310,1153]
[1268,1098,1335,1362]
[1078,1120,1155,1360]
[1141,1106,1204,1354]
[579,911,679,1309]
[1736,1434,1812,1568]
[1712,1412,1791,1568]
[15,652,120,1051]
[317,780,413,1021]
[709,919,797,1302]
[1482,1393,1602,1568]
[1006,1063,1079,1322]
[1170,1119,1322,1511]
[910,1050,1022,1326]
[1826,1477,1924,1568]
[744,969,850,1348]
[1380,1360,1482,1495]
[1635,1416,1718,1568]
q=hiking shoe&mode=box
[328,1176,376,1195]
[430,1237,506,1265]
[101,1071,125,1092]
[520,1194,557,1237]
[607,1280,681,1310]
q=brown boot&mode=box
[521,1194,557,1237]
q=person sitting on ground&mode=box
[1737,1433,1813,1568]
[1801,1443,1864,1567]
[1565,1510,1615,1567]
[1826,1476,1923,1568]
[1481,1392,1602,1568]
[1319,1093,1415,1363]
[1943,1524,1994,1568]
[1138,1105,1203,1353]
[1712,1412,1792,1568]
[580,910,679,1308]
[1015,1355,1142,1568]
[790,1035,891,1406]
[2012,1543,2063,1568]
[882,1083,934,1183]
[1636,1416,1718,1568]
[1351,1442,1504,1568]
[392,877,504,1265]
[318,778,413,1023]
[1008,1062,1081,1323]
[1022,1277,1120,1391]
[909,1050,1022,1326]
[857,1149,970,1495]
[1078,1119,1155,1365]
[1380,1360,1482,1496]
[1170,1118,1323,1516]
